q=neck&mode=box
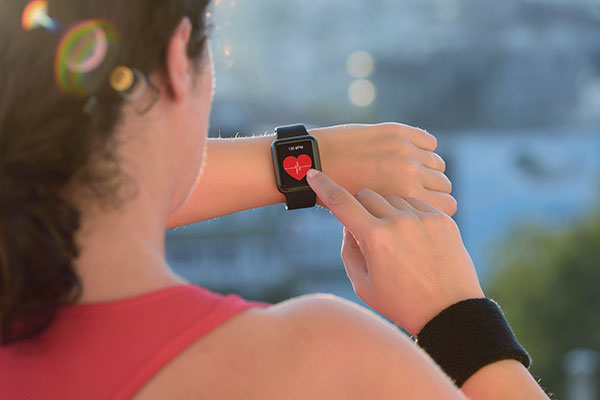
[72,191,187,304]
[71,115,189,304]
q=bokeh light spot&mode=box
[348,79,376,107]
[346,51,375,79]
[21,0,56,31]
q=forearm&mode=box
[460,360,549,400]
[165,123,451,229]
[166,133,283,229]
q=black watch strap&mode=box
[275,124,317,210]
[285,190,317,210]
[275,124,309,139]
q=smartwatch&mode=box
[271,124,322,210]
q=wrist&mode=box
[308,128,346,206]
[416,298,531,387]
[407,288,486,337]
[258,134,287,205]
[307,128,328,170]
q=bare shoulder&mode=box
[134,293,463,400]
[265,293,464,399]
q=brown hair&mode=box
[0,0,211,345]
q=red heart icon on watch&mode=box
[283,154,313,180]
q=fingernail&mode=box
[307,169,319,179]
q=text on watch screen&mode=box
[277,141,314,188]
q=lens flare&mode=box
[21,0,57,31]
[67,27,109,73]
[54,19,120,96]
[109,66,134,93]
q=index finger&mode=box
[307,170,378,238]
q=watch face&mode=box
[274,139,316,190]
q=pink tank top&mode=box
[0,284,271,399]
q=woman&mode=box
[0,1,549,399]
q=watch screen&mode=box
[276,140,314,189]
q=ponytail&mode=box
[0,187,83,344]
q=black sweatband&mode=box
[416,298,531,387]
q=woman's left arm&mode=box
[166,123,455,230]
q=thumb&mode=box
[341,226,369,288]
[306,169,373,238]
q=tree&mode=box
[485,212,600,398]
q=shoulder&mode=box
[261,293,462,399]
[257,293,429,398]
[134,293,460,399]
[265,292,412,346]
[264,292,407,348]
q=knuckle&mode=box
[354,187,372,198]
[448,196,458,215]
[435,154,447,171]
[418,127,437,148]
[429,211,455,227]
[390,215,407,227]
[428,132,438,149]
[443,215,459,232]
[436,212,451,223]
[384,194,400,203]
[394,136,412,154]
[327,188,348,206]
[382,122,411,137]
[401,123,418,135]
[413,125,436,144]
[423,211,447,226]
[403,161,420,178]
[439,156,447,169]
[445,177,453,193]
[383,122,437,149]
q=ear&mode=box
[165,17,193,101]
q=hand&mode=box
[306,169,484,337]
[310,123,456,216]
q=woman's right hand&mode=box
[306,169,485,337]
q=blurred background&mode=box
[165,0,600,398]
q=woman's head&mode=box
[0,0,213,344]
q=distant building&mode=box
[209,0,600,136]
[442,131,600,280]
